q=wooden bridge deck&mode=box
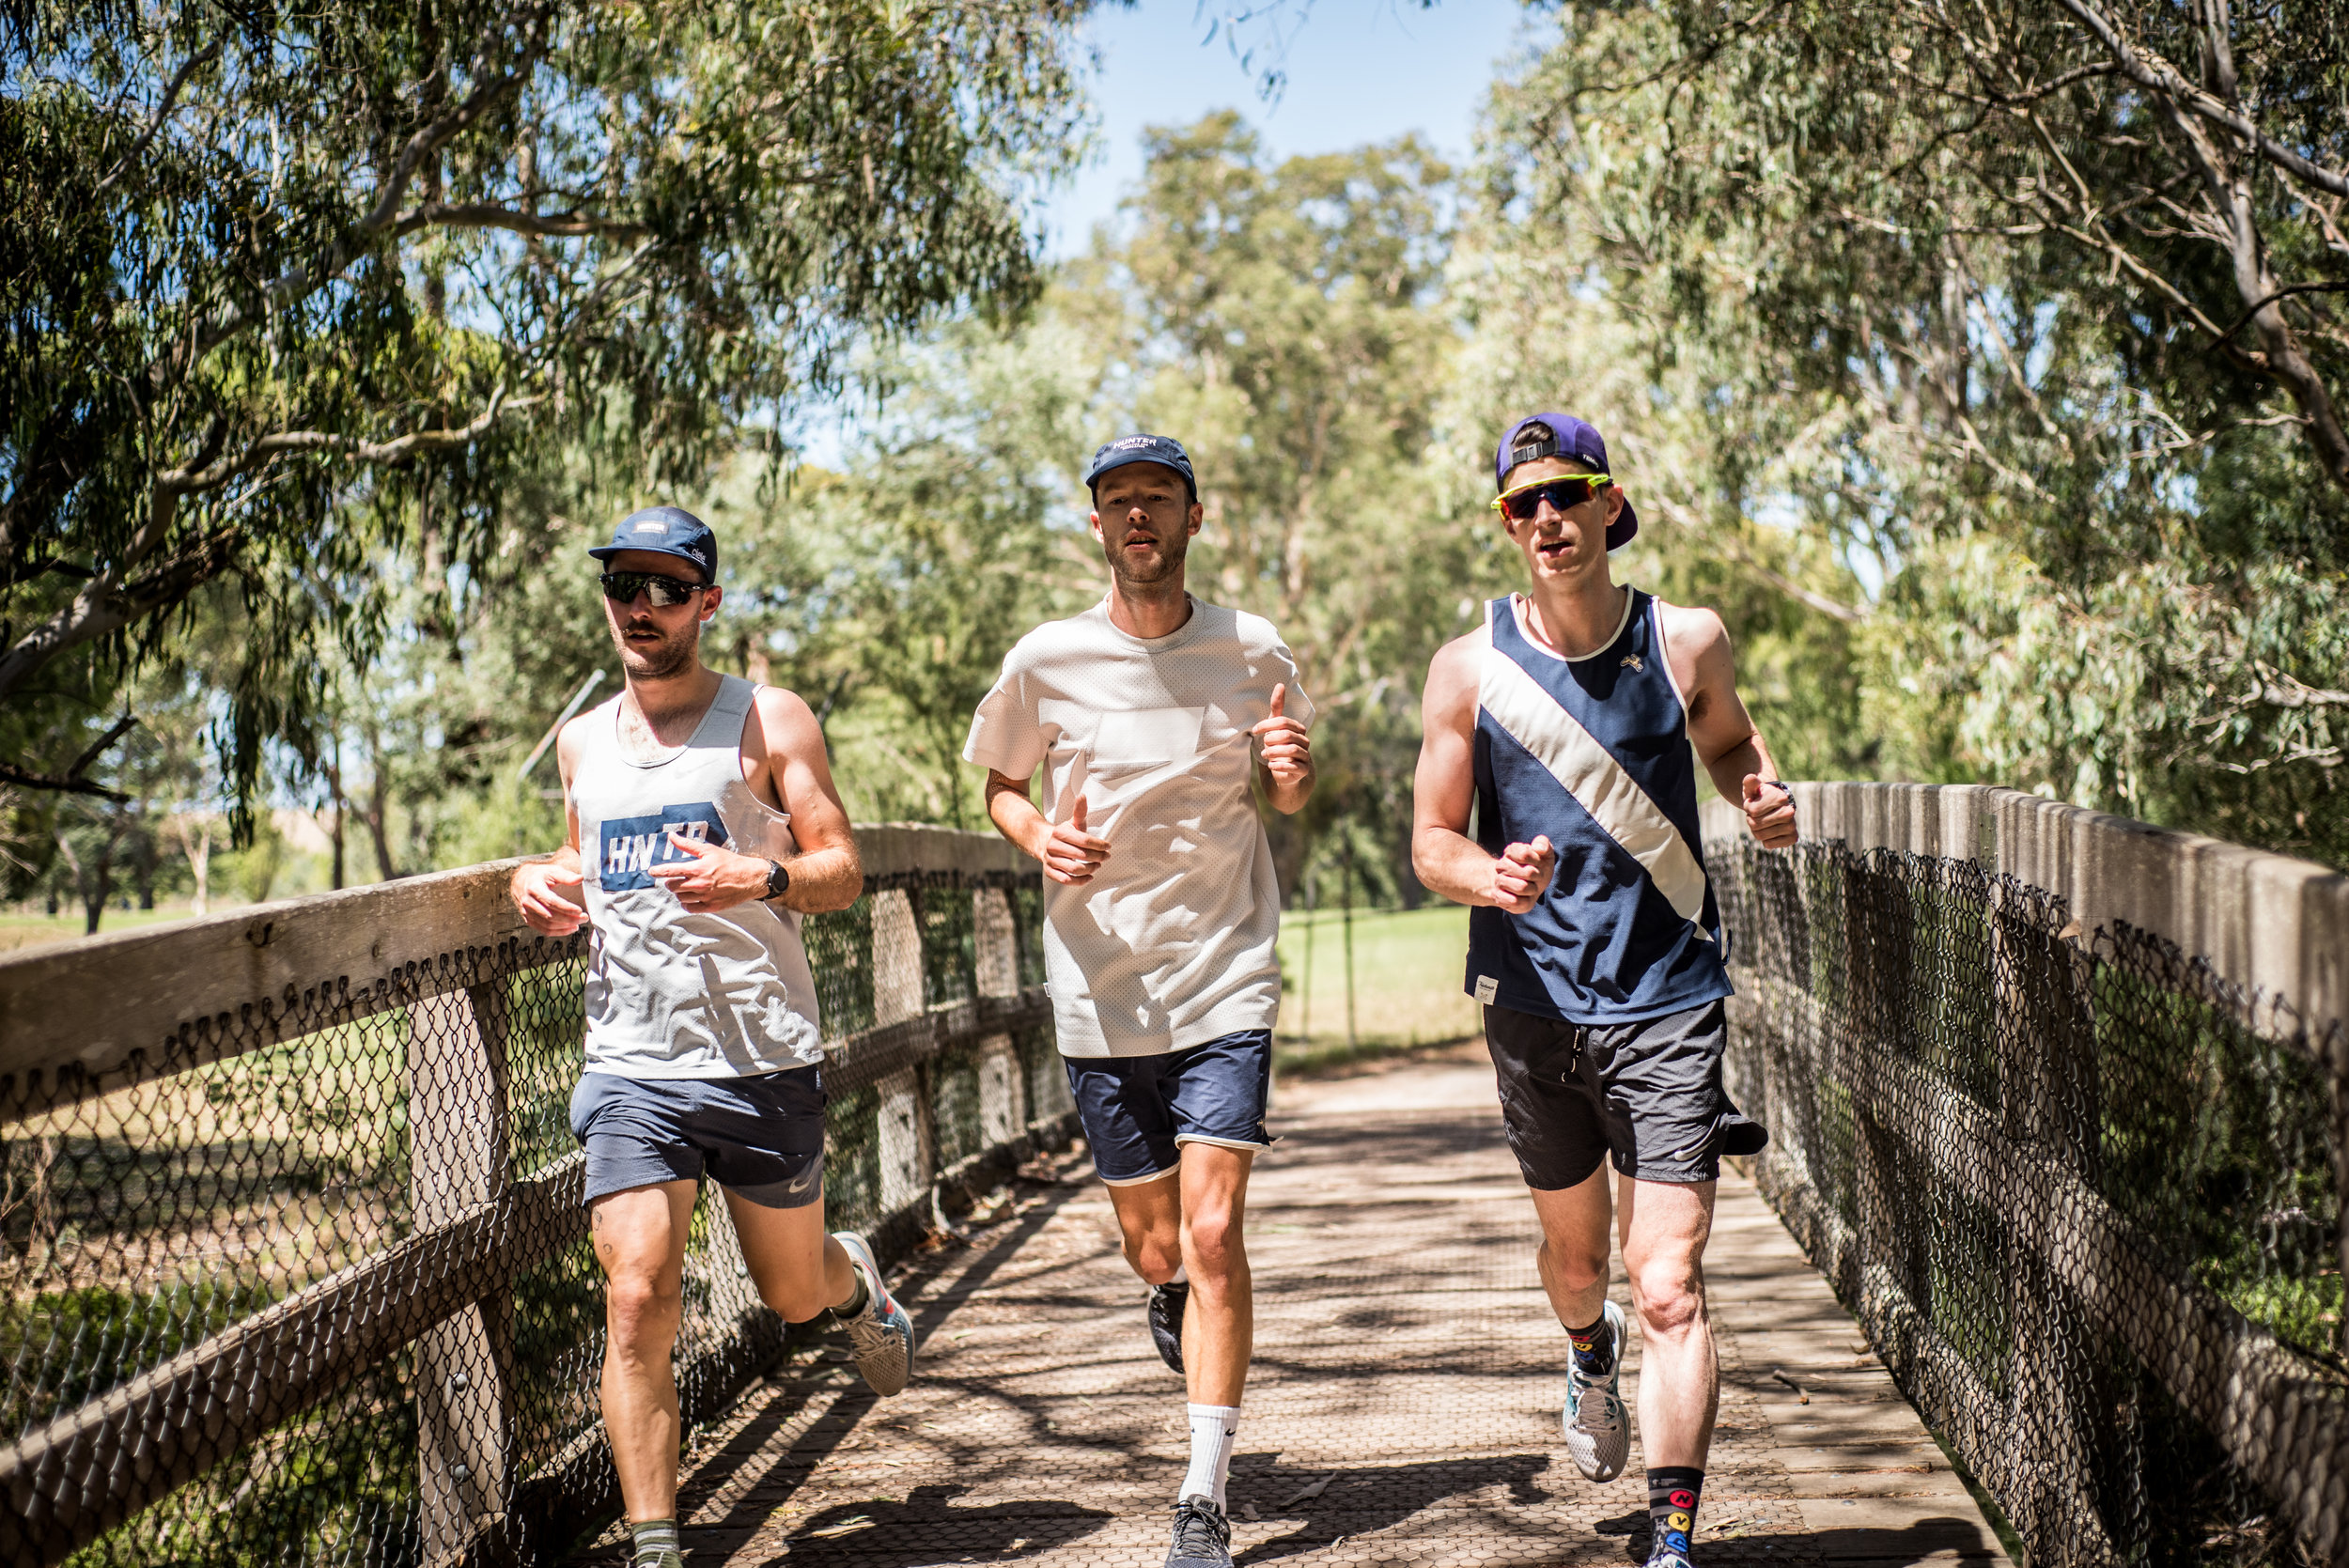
[573,1044,2009,1568]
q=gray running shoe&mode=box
[832,1231,914,1395]
[1165,1497,1232,1568]
[1562,1297,1630,1482]
[1148,1281,1189,1373]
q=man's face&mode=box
[600,549,718,680]
[1089,463,1203,588]
[1498,456,1626,585]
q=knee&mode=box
[1121,1222,1183,1284]
[761,1276,832,1324]
[1181,1206,1244,1284]
[1627,1259,1704,1337]
[604,1271,682,1352]
[1542,1234,1610,1295]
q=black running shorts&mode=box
[1483,1000,1766,1188]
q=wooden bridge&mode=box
[0,787,2341,1568]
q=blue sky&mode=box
[1042,0,1545,257]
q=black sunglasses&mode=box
[1493,474,1610,520]
[600,570,708,608]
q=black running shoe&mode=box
[1165,1497,1232,1568]
[1147,1280,1189,1373]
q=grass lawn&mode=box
[1276,903,1481,1065]
[0,904,205,955]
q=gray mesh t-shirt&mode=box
[964,597,1314,1059]
[571,675,825,1078]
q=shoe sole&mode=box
[833,1231,915,1396]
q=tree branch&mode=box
[389,202,651,242]
[2049,0,2349,199]
[0,714,139,801]
[96,37,222,194]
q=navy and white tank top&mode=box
[571,675,825,1078]
[1464,589,1733,1024]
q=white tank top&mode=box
[570,675,826,1078]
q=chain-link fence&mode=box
[0,827,1067,1568]
[1706,787,2346,1568]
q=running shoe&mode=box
[1562,1297,1630,1482]
[1165,1497,1233,1568]
[1147,1280,1190,1374]
[832,1231,915,1395]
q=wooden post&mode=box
[973,888,1027,1148]
[872,891,931,1215]
[411,979,515,1563]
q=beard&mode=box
[1108,529,1189,591]
[612,615,699,679]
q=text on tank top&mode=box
[1464,589,1733,1025]
[570,674,826,1078]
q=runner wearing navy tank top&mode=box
[1410,416,1798,1568]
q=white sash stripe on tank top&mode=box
[1477,632,1713,928]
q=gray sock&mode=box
[629,1518,682,1568]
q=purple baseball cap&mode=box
[1494,412,1638,551]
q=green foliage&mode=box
[1475,0,2349,864]
[0,0,1096,832]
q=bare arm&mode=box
[650,687,863,913]
[1660,603,1798,849]
[985,769,1111,884]
[1409,634,1557,912]
[510,722,588,934]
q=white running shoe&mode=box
[832,1231,915,1395]
[1562,1298,1630,1483]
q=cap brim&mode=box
[1086,456,1194,490]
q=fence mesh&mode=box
[1709,836,2346,1568]
[0,868,1055,1568]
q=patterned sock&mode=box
[1564,1308,1616,1377]
[629,1518,683,1568]
[1646,1467,1703,1565]
[1180,1403,1241,1509]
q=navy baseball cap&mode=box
[588,505,718,582]
[1083,433,1196,496]
[1494,413,1639,551]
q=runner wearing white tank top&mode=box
[508,507,914,1568]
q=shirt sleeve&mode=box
[963,647,1047,779]
[1254,624,1315,732]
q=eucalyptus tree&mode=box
[0,0,1094,819]
[1482,0,2348,863]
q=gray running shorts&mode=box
[568,1065,826,1208]
[1483,1000,1766,1188]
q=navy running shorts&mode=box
[1483,1000,1766,1188]
[1066,1029,1274,1186]
[568,1065,827,1209]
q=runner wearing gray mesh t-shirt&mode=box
[508,507,917,1568]
[965,435,1315,1568]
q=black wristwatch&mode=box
[763,859,791,900]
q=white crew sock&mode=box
[1167,1265,1189,1286]
[1182,1403,1241,1509]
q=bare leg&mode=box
[724,1187,858,1323]
[1102,1145,1256,1405]
[1174,1142,1253,1406]
[1529,1165,1614,1330]
[589,1180,700,1524]
[1617,1175,1719,1467]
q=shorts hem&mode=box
[580,1171,700,1208]
[1173,1132,1271,1154]
[1096,1163,1180,1188]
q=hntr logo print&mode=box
[597,804,728,891]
